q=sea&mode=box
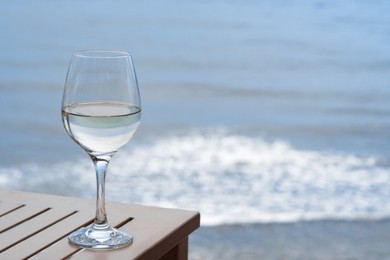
[1,0,390,232]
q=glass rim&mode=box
[73,50,131,58]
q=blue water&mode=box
[1,0,390,225]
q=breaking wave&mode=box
[1,130,390,226]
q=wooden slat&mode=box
[0,190,95,259]
[32,204,134,260]
[0,203,50,233]
[71,205,200,260]
[0,190,200,260]
[0,206,76,250]
[0,202,24,216]
[0,209,93,259]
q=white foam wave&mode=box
[1,131,390,226]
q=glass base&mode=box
[68,225,133,250]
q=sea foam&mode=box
[1,130,389,226]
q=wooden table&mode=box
[0,190,200,259]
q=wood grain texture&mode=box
[0,190,200,260]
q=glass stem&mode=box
[92,155,112,229]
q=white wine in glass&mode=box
[61,50,141,249]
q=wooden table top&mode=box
[0,190,200,259]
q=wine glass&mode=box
[61,50,141,249]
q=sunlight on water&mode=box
[1,129,390,225]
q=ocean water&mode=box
[1,0,390,227]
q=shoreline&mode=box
[189,219,390,259]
